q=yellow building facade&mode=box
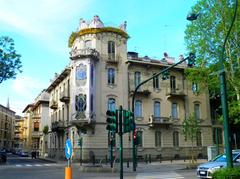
[44,16,213,161]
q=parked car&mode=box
[0,151,7,163]
[20,151,29,157]
[197,150,240,178]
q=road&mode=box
[0,154,199,179]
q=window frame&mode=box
[107,68,115,85]
[135,100,142,118]
[173,131,179,147]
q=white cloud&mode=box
[0,0,92,52]
[6,75,48,115]
[12,75,46,100]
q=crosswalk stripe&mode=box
[14,163,55,167]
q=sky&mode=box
[0,0,198,115]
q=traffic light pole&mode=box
[119,105,123,179]
[131,54,193,171]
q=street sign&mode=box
[65,139,72,159]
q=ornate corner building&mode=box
[43,16,214,161]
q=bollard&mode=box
[149,154,151,163]
[65,167,72,179]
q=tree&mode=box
[0,36,22,84]
[182,114,200,164]
[43,125,49,135]
[185,0,240,123]
[42,125,49,157]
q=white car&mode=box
[197,151,240,178]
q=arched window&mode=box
[108,41,115,60]
[108,98,116,111]
[154,101,161,118]
[85,40,92,48]
[135,100,142,118]
[194,103,201,120]
[108,68,115,85]
[173,131,179,147]
[153,73,160,89]
[134,72,141,90]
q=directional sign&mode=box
[65,139,72,159]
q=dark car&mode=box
[197,150,240,178]
[0,151,7,163]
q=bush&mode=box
[212,167,240,179]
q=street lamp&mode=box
[187,0,238,168]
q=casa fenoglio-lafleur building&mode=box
[43,15,215,161]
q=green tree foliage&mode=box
[42,125,49,135]
[0,36,22,84]
[182,114,200,163]
[185,0,240,123]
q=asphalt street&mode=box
[0,154,201,179]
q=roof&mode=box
[46,68,71,93]
[22,104,34,113]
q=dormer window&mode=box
[108,41,115,60]
[85,40,92,48]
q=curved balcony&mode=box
[70,48,99,60]
[51,121,67,132]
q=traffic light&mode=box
[187,52,196,67]
[123,110,130,133]
[123,110,135,133]
[133,129,138,145]
[106,110,118,133]
[161,70,169,80]
[78,138,82,146]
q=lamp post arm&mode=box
[220,0,238,68]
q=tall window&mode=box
[33,122,39,132]
[173,131,179,147]
[196,131,202,146]
[192,82,198,93]
[134,72,141,90]
[135,100,142,118]
[153,73,159,89]
[155,131,161,147]
[170,76,176,92]
[194,103,200,120]
[213,128,223,145]
[154,101,161,118]
[108,98,116,111]
[108,68,115,85]
[171,102,178,118]
[108,41,115,60]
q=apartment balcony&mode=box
[71,112,95,129]
[49,100,58,110]
[60,91,70,103]
[105,53,121,64]
[148,116,177,128]
[166,85,186,100]
[32,131,41,138]
[51,121,67,132]
[70,48,99,60]
[14,134,23,139]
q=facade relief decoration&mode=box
[75,64,87,86]
[75,94,87,119]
